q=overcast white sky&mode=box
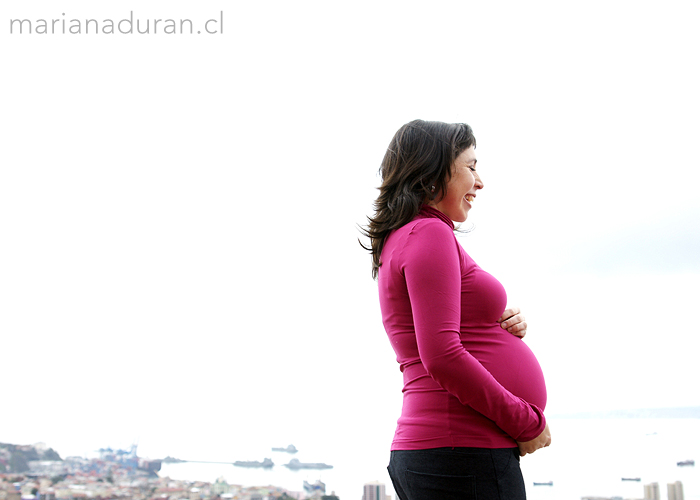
[2,0,699,470]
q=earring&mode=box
[430,185,436,193]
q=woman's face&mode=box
[430,146,483,222]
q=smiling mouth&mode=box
[465,194,475,202]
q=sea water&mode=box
[521,418,699,500]
[158,418,700,500]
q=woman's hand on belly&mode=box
[517,422,551,456]
[499,307,527,338]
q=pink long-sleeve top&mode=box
[378,205,547,450]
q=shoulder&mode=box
[401,217,459,256]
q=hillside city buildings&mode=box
[0,443,344,500]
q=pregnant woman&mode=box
[362,120,551,500]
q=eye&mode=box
[468,166,477,172]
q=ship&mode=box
[622,478,641,482]
[283,458,332,470]
[138,458,162,475]
[677,460,695,466]
[303,480,326,493]
[533,481,553,486]
[271,445,298,454]
[233,458,274,468]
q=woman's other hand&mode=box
[499,307,527,338]
[517,423,551,457]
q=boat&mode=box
[271,445,298,454]
[303,480,326,493]
[677,460,695,467]
[233,458,274,468]
[533,481,553,486]
[622,478,641,482]
[283,458,333,470]
[138,459,162,474]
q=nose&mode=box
[473,171,484,190]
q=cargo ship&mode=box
[283,458,332,470]
[271,445,298,454]
[233,458,274,468]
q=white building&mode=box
[363,481,390,500]
[644,482,660,500]
[667,481,684,500]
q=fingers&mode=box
[517,442,536,456]
[517,424,551,457]
[500,315,527,338]
[517,439,546,456]
[498,307,520,323]
[505,321,527,338]
[499,308,527,338]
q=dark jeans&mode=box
[387,447,526,500]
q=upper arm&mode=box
[402,222,464,370]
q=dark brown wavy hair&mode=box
[360,119,476,279]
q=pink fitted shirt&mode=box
[378,206,547,450]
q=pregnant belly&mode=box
[462,328,547,409]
